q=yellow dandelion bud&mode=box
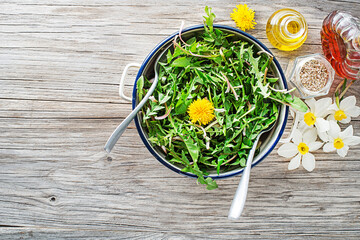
[188,98,215,125]
[230,4,257,31]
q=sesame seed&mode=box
[299,59,329,92]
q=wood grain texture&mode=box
[1,0,360,239]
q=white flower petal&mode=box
[327,114,335,121]
[291,129,303,145]
[298,121,310,132]
[303,128,317,145]
[323,142,336,152]
[346,106,360,118]
[343,136,360,146]
[339,125,353,139]
[328,103,339,112]
[339,96,356,111]
[305,98,316,112]
[277,143,298,158]
[309,141,323,152]
[328,120,340,138]
[288,153,301,170]
[337,145,349,157]
[314,98,332,117]
[315,118,330,133]
[297,111,305,119]
[302,153,316,172]
[340,117,351,124]
[318,131,330,142]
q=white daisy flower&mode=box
[277,128,322,172]
[328,96,360,124]
[323,120,360,157]
[298,98,332,133]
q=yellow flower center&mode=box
[188,98,215,125]
[297,142,309,155]
[333,138,344,149]
[304,112,316,126]
[334,110,347,121]
[230,4,257,31]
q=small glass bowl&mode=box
[286,53,335,99]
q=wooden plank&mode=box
[1,0,360,239]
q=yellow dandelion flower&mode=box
[230,4,257,31]
[188,98,215,125]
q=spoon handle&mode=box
[228,136,260,220]
[104,77,157,153]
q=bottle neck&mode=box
[280,16,306,40]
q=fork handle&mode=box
[228,136,260,220]
[104,76,157,153]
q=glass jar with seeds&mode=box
[286,53,335,99]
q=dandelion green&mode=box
[137,7,307,190]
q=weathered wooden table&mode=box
[1,1,360,239]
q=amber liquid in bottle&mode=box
[321,24,348,78]
[321,11,360,80]
[266,9,308,51]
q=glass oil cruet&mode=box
[321,11,360,80]
[266,8,308,51]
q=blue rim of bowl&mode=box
[132,24,289,179]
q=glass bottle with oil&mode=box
[266,8,308,51]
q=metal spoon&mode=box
[104,44,172,153]
[228,121,276,220]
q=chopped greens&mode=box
[138,7,307,190]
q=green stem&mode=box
[339,79,355,100]
[229,58,245,99]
